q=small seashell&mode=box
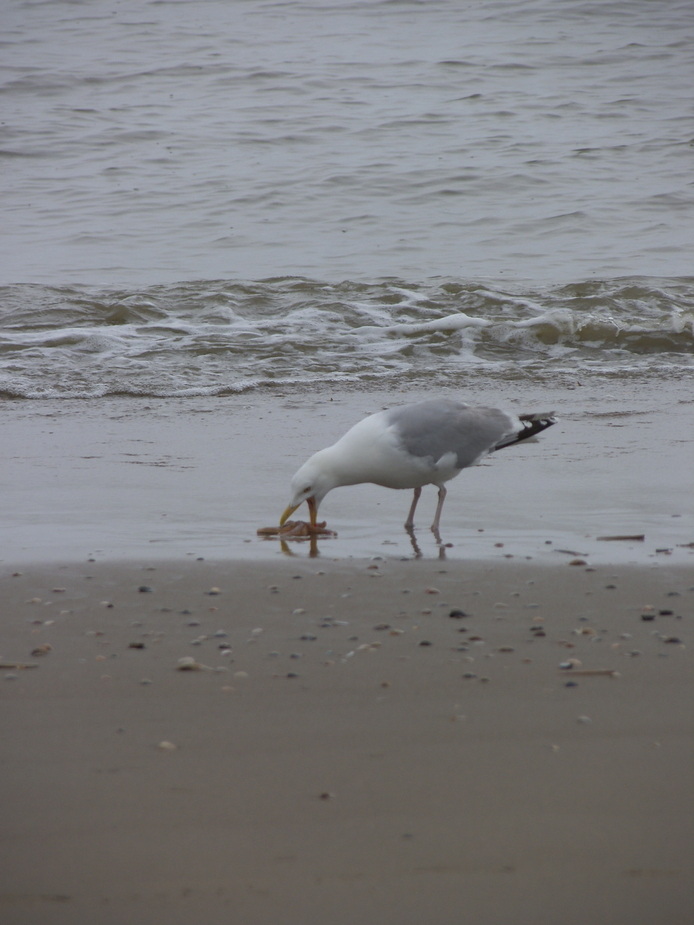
[157,740,177,751]
[177,656,203,671]
[31,644,52,657]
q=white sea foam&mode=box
[1,278,692,399]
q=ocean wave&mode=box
[1,276,692,399]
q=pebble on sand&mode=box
[176,656,206,671]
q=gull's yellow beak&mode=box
[279,503,299,527]
[279,496,317,527]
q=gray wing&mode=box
[386,399,517,470]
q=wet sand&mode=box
[1,556,692,925]
[3,379,694,564]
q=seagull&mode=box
[280,398,556,532]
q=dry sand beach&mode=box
[1,557,692,925]
[1,382,693,925]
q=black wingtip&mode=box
[515,412,557,442]
[494,412,557,450]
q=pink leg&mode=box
[404,486,422,529]
[431,485,447,532]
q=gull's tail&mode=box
[495,412,557,450]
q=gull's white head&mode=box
[279,451,339,527]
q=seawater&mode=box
[1,0,693,399]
